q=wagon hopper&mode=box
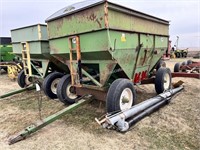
[46,0,171,112]
[11,24,69,98]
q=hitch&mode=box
[0,85,35,99]
[8,95,93,145]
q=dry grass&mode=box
[0,58,199,150]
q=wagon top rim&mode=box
[45,0,170,25]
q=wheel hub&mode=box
[163,73,170,90]
[122,97,130,104]
[69,86,75,93]
[25,76,31,86]
[66,84,78,99]
[119,88,133,110]
[50,78,60,94]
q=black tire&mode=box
[3,67,7,72]
[43,72,63,99]
[156,60,166,70]
[181,61,187,72]
[174,63,180,72]
[0,66,7,72]
[106,79,136,113]
[57,75,79,104]
[17,70,27,88]
[181,61,186,66]
[175,52,180,58]
[183,52,187,58]
[155,68,172,94]
[187,60,192,65]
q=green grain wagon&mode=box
[11,24,69,98]
[43,0,172,113]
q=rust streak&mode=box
[50,47,59,53]
[89,13,96,21]
[104,2,109,28]
[96,19,102,28]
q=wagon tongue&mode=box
[8,95,93,145]
[8,130,29,145]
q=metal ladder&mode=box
[68,36,82,86]
[21,42,32,76]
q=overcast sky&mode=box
[0,0,199,48]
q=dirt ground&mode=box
[0,58,199,150]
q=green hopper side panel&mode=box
[46,0,170,86]
[11,24,50,59]
[108,31,168,79]
[12,42,49,59]
[50,30,109,55]
[46,1,169,39]
[108,6,169,36]
[49,29,168,84]
[47,4,105,39]
[11,24,48,42]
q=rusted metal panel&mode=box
[47,5,105,39]
[140,77,155,84]
[172,61,200,79]
[136,34,154,67]
[148,36,169,73]
[104,1,109,28]
[76,86,107,101]
[187,62,200,68]
[180,61,200,73]
[99,62,117,85]
[172,72,200,79]
[46,0,105,22]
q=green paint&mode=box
[11,24,68,78]
[12,41,49,58]
[11,24,49,58]
[0,37,15,62]
[8,96,93,145]
[46,1,169,87]
[10,1,169,89]
[49,30,109,55]
[47,5,105,39]
[108,4,169,36]
[99,62,116,85]
[0,46,15,62]
[82,69,102,87]
[108,31,138,79]
[41,60,50,77]
[0,86,35,99]
[11,24,48,42]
